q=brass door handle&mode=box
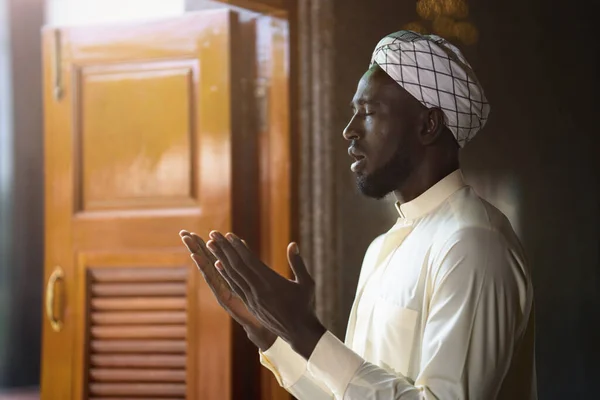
[45,266,64,332]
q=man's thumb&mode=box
[287,242,312,285]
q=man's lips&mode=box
[348,146,365,159]
[351,158,366,172]
[348,147,366,172]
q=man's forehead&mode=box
[352,66,401,103]
[359,66,388,88]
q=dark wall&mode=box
[0,0,44,390]
[332,0,598,399]
[464,1,598,397]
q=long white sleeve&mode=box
[260,337,334,399]
[305,227,533,399]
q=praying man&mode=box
[180,31,537,400]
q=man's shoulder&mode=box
[365,233,386,258]
[429,187,524,256]
[439,186,515,234]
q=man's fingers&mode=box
[207,236,254,297]
[226,233,279,279]
[190,252,227,290]
[191,233,217,264]
[180,233,210,272]
[180,230,197,250]
[181,235,217,269]
[181,231,233,296]
[287,242,313,286]
[181,235,200,254]
[180,230,219,265]
[210,231,263,284]
[191,253,247,309]
[180,230,254,310]
[225,233,257,267]
[214,259,249,303]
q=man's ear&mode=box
[419,107,446,146]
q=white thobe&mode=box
[260,170,537,400]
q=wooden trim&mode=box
[187,0,290,15]
[256,13,294,400]
[41,26,76,400]
[296,0,340,335]
[229,10,263,400]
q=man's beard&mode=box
[357,145,412,200]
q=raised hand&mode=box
[179,230,276,351]
[205,231,325,360]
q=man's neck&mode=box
[393,163,459,205]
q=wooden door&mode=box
[41,10,253,400]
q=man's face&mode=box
[345,65,425,199]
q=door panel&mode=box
[78,60,197,211]
[42,10,237,400]
[71,252,198,400]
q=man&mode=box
[180,31,536,399]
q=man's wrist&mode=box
[289,316,327,360]
[245,325,277,352]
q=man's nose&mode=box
[343,114,361,141]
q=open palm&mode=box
[180,231,275,350]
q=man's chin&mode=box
[356,175,392,200]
